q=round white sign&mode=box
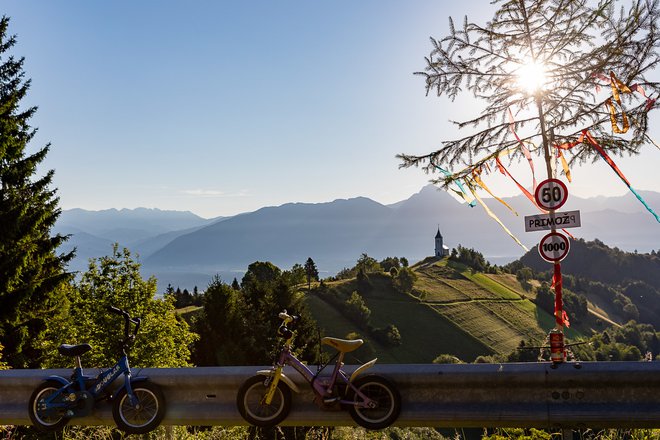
[535,179,568,210]
[538,232,570,262]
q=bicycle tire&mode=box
[28,380,70,431]
[236,375,291,427]
[346,375,401,430]
[112,381,166,434]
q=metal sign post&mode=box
[529,178,578,364]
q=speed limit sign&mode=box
[535,179,568,210]
[538,232,570,262]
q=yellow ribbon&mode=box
[607,72,631,134]
[556,149,572,182]
[466,180,529,252]
[471,169,518,215]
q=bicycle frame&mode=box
[262,335,375,409]
[42,307,146,415]
[44,354,138,408]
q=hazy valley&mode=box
[54,185,660,291]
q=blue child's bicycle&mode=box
[28,306,166,434]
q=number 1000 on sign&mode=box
[538,232,570,262]
[542,242,566,252]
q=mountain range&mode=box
[54,186,660,291]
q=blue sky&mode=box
[4,1,660,218]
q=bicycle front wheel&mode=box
[347,375,401,430]
[112,381,165,434]
[236,375,291,427]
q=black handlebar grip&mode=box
[108,305,122,314]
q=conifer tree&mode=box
[304,257,319,291]
[399,0,660,187]
[0,16,73,367]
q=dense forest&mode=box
[512,239,660,330]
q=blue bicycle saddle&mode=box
[58,343,92,357]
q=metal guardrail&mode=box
[1,362,660,428]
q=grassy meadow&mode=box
[305,257,596,363]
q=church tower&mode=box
[434,227,448,257]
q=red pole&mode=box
[553,262,563,328]
[550,262,565,363]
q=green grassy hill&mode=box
[304,257,588,363]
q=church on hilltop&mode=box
[435,227,450,257]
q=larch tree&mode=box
[0,16,74,368]
[398,0,660,347]
[398,0,660,205]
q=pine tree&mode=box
[304,257,319,291]
[399,0,660,186]
[0,16,73,368]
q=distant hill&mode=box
[57,207,212,239]
[144,197,395,273]
[515,239,660,329]
[57,186,660,290]
[143,186,660,289]
[519,238,660,288]
[55,208,217,273]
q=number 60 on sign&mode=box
[538,232,570,262]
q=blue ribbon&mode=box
[433,163,476,208]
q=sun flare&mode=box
[516,59,548,94]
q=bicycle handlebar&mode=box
[278,310,300,324]
[107,305,141,345]
[277,310,300,341]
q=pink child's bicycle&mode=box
[236,310,401,430]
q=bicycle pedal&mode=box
[323,396,340,404]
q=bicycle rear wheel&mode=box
[347,375,401,430]
[28,380,70,431]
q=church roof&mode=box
[435,228,443,239]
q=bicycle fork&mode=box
[122,373,141,409]
[262,366,283,405]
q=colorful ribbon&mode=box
[608,72,632,134]
[556,130,660,223]
[594,71,656,132]
[472,167,518,215]
[495,156,539,209]
[465,180,529,252]
[551,263,569,328]
[432,162,477,207]
[555,149,572,182]
[583,131,660,223]
[508,108,538,191]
